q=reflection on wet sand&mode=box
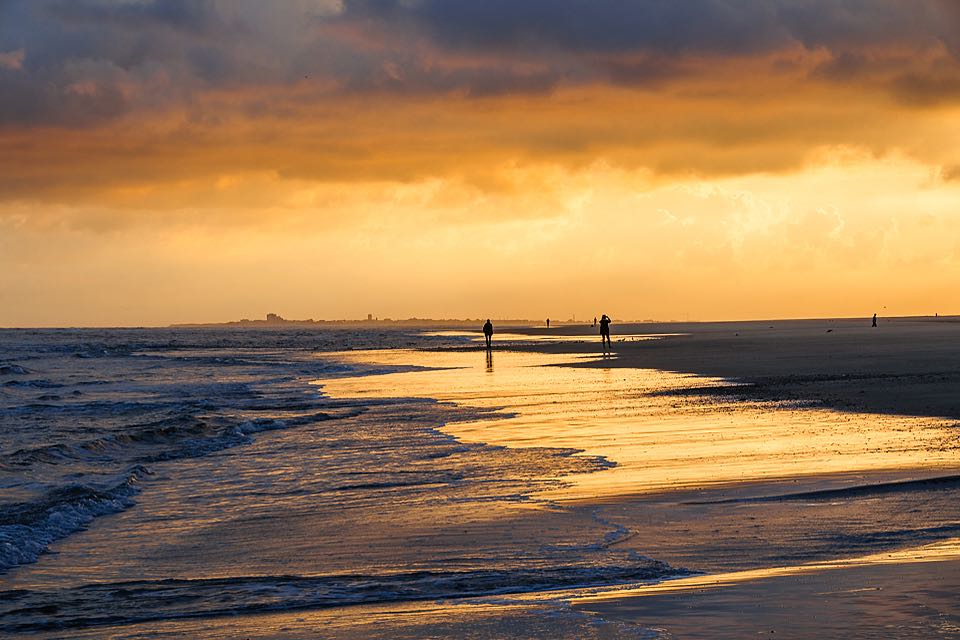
[570,540,960,639]
[319,348,960,499]
[575,536,960,603]
[314,345,960,638]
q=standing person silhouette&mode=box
[482,319,494,349]
[872,313,877,328]
[546,318,550,329]
[599,314,611,350]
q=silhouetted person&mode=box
[593,316,597,328]
[872,313,877,328]
[546,318,550,329]
[483,319,493,348]
[599,314,611,349]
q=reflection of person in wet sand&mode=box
[485,348,494,373]
[482,319,494,349]
[599,314,611,350]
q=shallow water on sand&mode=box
[321,348,960,499]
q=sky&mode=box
[2,0,960,326]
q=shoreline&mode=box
[318,325,960,637]
[497,317,960,421]
[574,544,960,639]
[526,321,960,637]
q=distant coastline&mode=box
[168,313,958,329]
[170,313,540,329]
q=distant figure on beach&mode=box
[593,317,597,328]
[599,314,611,349]
[546,318,550,329]
[483,319,494,348]
[872,313,877,328]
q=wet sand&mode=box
[324,346,960,499]
[576,543,960,639]
[516,317,960,637]
[524,316,960,420]
[321,318,960,638]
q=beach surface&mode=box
[319,317,960,638]
[529,318,960,638]
[2,319,959,638]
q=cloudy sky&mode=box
[2,0,960,325]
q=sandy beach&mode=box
[523,317,960,637]
[534,317,960,420]
[317,317,960,638]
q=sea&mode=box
[0,327,678,637]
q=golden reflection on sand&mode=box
[317,349,960,500]
[423,330,683,343]
[570,537,960,604]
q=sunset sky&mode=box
[3,0,960,326]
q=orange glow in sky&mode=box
[2,1,960,325]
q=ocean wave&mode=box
[0,561,686,633]
[1,415,220,469]
[0,364,30,375]
[7,400,172,417]
[0,408,364,573]
[2,410,360,470]
[0,467,148,573]
[3,380,62,389]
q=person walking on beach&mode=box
[483,319,494,349]
[546,318,550,329]
[599,314,611,349]
[872,313,878,328]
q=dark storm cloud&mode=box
[331,0,960,101]
[336,0,957,56]
[2,0,960,130]
[338,0,788,56]
[0,68,127,126]
[48,0,226,35]
[0,0,278,127]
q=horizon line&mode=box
[0,313,956,331]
